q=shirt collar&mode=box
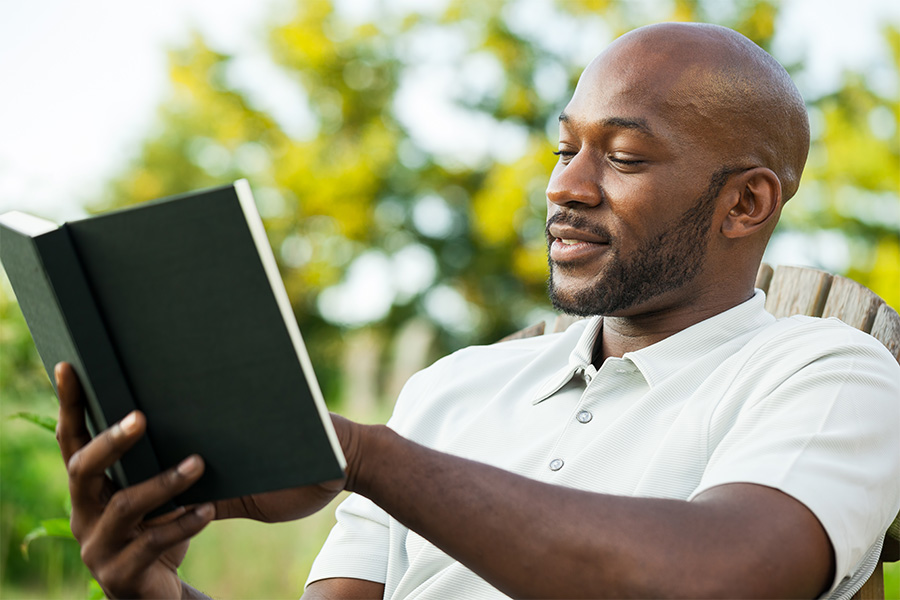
[531,316,603,405]
[530,291,774,404]
[625,290,773,387]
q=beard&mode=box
[547,167,737,317]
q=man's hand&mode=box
[55,362,352,598]
[212,416,352,523]
[56,362,214,599]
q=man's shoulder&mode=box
[442,318,593,365]
[722,313,900,396]
[758,314,896,358]
[388,319,593,436]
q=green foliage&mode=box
[0,392,90,596]
[21,519,75,561]
[8,412,57,434]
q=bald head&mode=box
[582,22,809,200]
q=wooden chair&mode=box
[503,263,900,598]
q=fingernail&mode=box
[177,455,201,477]
[120,412,138,434]
[54,363,64,380]
[195,502,215,520]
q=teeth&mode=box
[560,239,581,245]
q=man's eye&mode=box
[609,155,643,166]
[553,150,576,158]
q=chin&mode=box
[548,277,605,317]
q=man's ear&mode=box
[721,167,782,239]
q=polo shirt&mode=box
[307,292,900,599]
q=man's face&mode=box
[545,44,727,317]
[547,171,727,316]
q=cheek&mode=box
[603,179,687,246]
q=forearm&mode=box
[346,424,830,599]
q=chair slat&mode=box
[764,266,832,318]
[822,276,883,333]
[552,314,584,333]
[870,303,900,362]
[852,562,885,600]
[498,321,545,343]
[755,263,774,294]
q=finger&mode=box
[55,362,92,465]
[99,503,214,587]
[90,455,206,545]
[143,506,187,527]
[67,410,146,508]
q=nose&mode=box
[546,152,604,208]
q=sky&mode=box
[0,0,898,223]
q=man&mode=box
[54,22,899,599]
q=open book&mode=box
[0,180,346,506]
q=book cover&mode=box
[0,180,346,506]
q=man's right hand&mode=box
[55,362,215,599]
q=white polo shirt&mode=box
[307,292,900,599]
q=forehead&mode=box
[561,37,729,153]
[564,51,685,131]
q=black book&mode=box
[0,180,346,506]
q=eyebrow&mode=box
[558,113,656,137]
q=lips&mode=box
[548,222,609,243]
[547,221,611,264]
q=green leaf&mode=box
[20,517,74,559]
[40,517,74,537]
[7,411,57,433]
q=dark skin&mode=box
[55,23,833,600]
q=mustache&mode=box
[545,212,614,244]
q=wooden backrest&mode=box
[760,264,893,335]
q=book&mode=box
[0,180,346,507]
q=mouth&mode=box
[546,221,612,265]
[555,237,605,246]
[548,234,611,265]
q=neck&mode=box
[593,284,755,365]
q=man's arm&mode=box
[57,359,832,599]
[344,423,835,599]
[302,578,385,599]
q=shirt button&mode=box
[615,368,628,374]
[576,410,593,424]
[549,458,564,471]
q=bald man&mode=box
[55,22,898,600]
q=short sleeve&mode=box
[306,493,392,588]
[690,324,900,595]
[306,357,453,589]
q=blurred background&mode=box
[1,0,898,597]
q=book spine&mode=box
[2,224,163,490]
